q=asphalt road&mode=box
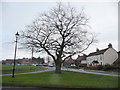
[1,67,120,77]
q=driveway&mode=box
[1,67,120,77]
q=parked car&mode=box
[48,65,54,67]
[43,64,48,66]
[36,64,43,66]
[31,64,37,66]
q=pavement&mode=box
[1,68,54,76]
[62,68,120,77]
[1,67,120,77]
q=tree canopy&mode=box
[21,3,97,73]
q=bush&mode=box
[102,65,120,71]
[85,65,120,72]
[68,66,81,69]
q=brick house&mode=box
[63,57,75,67]
[2,58,45,65]
[75,55,87,67]
[17,59,31,65]
[2,59,14,65]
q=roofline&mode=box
[87,48,109,57]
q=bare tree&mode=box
[21,3,97,73]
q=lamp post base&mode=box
[12,69,15,78]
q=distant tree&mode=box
[21,3,97,73]
[32,57,36,61]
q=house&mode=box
[17,59,31,65]
[63,57,75,67]
[2,57,45,65]
[2,59,30,65]
[113,51,120,65]
[86,43,118,66]
[75,55,87,67]
[2,59,14,65]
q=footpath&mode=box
[1,67,120,77]
[62,68,120,77]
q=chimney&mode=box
[96,48,99,52]
[108,43,112,48]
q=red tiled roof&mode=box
[76,55,86,61]
[65,57,74,64]
[88,48,109,56]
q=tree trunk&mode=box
[55,61,62,74]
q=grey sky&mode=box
[1,1,118,60]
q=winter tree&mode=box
[21,3,97,73]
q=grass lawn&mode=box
[1,65,47,74]
[2,71,119,88]
[2,65,40,70]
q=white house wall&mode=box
[81,60,87,64]
[86,54,103,66]
[103,48,118,65]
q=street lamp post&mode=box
[12,32,19,78]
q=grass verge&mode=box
[2,65,40,70]
[2,71,119,88]
[2,65,47,74]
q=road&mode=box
[1,67,120,77]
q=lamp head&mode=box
[15,32,19,38]
[15,32,19,37]
[15,32,19,36]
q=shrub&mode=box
[85,65,120,72]
[102,65,120,71]
[68,66,81,69]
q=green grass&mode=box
[2,71,119,88]
[2,65,37,70]
[2,65,47,74]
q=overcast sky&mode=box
[1,0,118,60]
